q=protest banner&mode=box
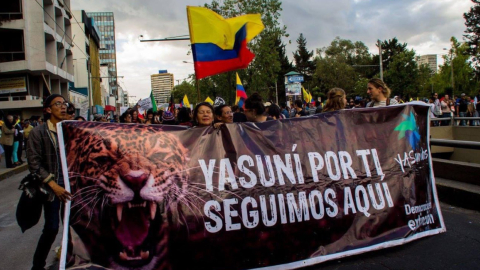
[58,103,445,270]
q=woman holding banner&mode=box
[193,102,215,127]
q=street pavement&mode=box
[0,170,479,270]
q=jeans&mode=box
[3,144,13,168]
[441,112,451,126]
[12,141,19,163]
[459,112,467,126]
[31,196,61,270]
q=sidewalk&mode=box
[0,153,28,181]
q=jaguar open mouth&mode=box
[112,200,162,267]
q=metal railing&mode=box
[431,116,480,126]
[431,139,480,150]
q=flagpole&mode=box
[196,78,201,103]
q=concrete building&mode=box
[151,70,174,104]
[417,54,438,73]
[86,12,118,105]
[0,0,74,119]
[123,91,129,107]
[71,10,101,119]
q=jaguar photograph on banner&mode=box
[57,103,445,270]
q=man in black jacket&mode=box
[27,94,72,270]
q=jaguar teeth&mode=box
[150,201,157,220]
[141,250,149,260]
[117,204,123,222]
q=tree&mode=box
[464,0,480,76]
[293,33,315,78]
[173,80,197,104]
[275,36,293,104]
[374,38,408,71]
[383,49,419,98]
[313,37,372,95]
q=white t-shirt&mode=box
[367,99,399,107]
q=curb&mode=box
[0,164,29,181]
[436,177,480,211]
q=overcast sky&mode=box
[72,0,474,101]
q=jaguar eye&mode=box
[94,156,112,164]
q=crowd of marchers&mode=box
[1,77,480,270]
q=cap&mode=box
[162,111,175,121]
[461,93,466,96]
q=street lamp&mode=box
[443,48,454,96]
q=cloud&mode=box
[72,0,473,100]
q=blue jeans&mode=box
[441,113,451,126]
[12,141,19,163]
[31,194,62,270]
[459,112,467,126]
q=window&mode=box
[0,0,23,20]
[0,29,25,63]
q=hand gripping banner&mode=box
[58,103,445,270]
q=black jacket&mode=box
[26,122,59,183]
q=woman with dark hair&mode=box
[119,111,132,123]
[74,116,86,121]
[323,88,347,112]
[192,102,214,127]
[244,93,271,122]
[214,105,233,124]
[130,109,143,123]
[267,103,283,120]
[177,107,193,126]
[145,109,155,125]
[1,115,15,168]
[66,102,76,120]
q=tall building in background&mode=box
[417,54,437,73]
[0,0,74,119]
[86,11,118,113]
[71,10,101,119]
[151,70,174,103]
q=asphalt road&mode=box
[0,170,62,270]
[0,171,479,270]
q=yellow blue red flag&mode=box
[235,73,247,108]
[186,6,264,79]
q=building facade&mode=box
[151,71,174,104]
[71,10,101,119]
[86,12,118,103]
[417,54,438,73]
[0,0,74,119]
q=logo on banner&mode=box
[394,112,420,150]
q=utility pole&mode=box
[377,39,383,81]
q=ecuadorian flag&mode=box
[235,73,247,108]
[187,6,264,79]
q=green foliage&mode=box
[313,37,372,95]
[173,79,197,104]
[383,49,419,98]
[433,37,478,97]
[293,33,315,78]
[464,0,480,76]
